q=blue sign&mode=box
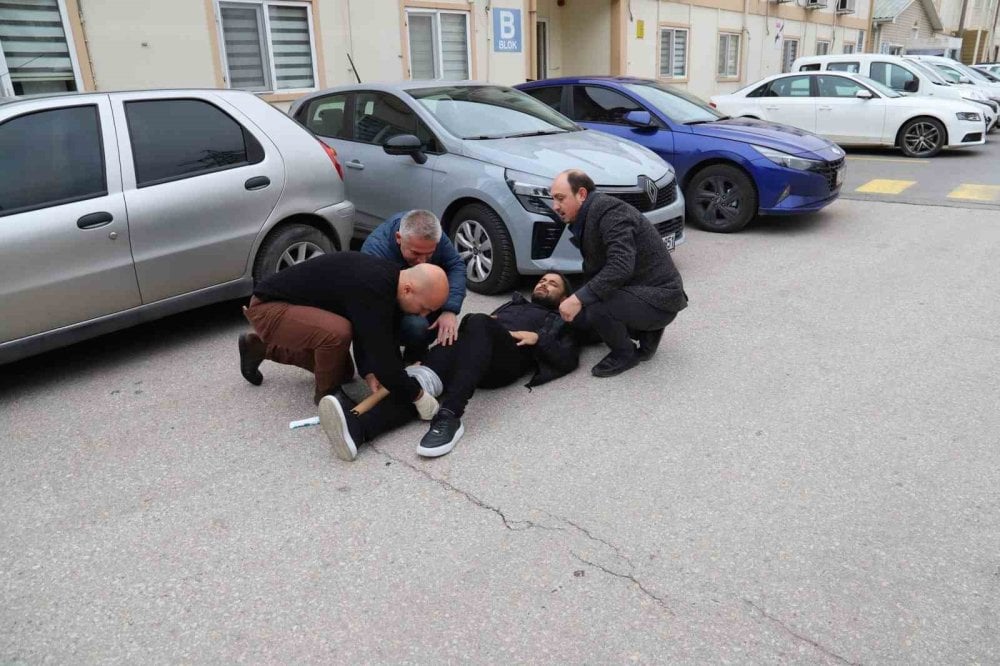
[493,8,522,53]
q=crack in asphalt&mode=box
[571,552,675,615]
[370,444,564,533]
[369,445,678,615]
[741,598,860,665]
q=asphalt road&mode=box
[2,194,999,661]
[842,132,1000,208]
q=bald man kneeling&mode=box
[239,252,449,410]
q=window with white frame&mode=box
[816,40,831,55]
[717,32,740,78]
[406,9,470,80]
[782,39,799,73]
[0,0,81,97]
[218,1,317,92]
[659,27,688,79]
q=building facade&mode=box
[2,0,873,107]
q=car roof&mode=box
[519,76,656,86]
[0,88,258,109]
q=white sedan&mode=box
[710,71,987,158]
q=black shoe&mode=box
[418,409,464,458]
[238,333,265,386]
[635,328,665,362]
[591,350,640,378]
[318,394,364,462]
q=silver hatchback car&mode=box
[289,82,685,294]
[0,89,354,364]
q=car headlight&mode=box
[506,171,556,216]
[752,145,821,171]
[957,111,983,122]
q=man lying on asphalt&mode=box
[318,273,580,462]
[238,252,448,418]
[361,209,467,363]
[550,169,688,378]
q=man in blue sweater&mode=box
[361,210,467,367]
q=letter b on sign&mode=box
[492,8,522,52]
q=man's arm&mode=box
[529,317,580,374]
[360,213,404,260]
[576,215,637,305]
[436,235,467,314]
[350,304,421,402]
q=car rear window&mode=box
[125,98,264,187]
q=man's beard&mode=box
[531,292,560,309]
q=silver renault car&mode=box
[0,89,353,364]
[289,82,685,294]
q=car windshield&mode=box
[960,63,994,82]
[976,68,1000,82]
[408,85,579,139]
[854,75,904,98]
[906,59,951,84]
[621,82,724,124]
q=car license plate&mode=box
[662,233,675,251]
[835,165,846,187]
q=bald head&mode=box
[551,169,595,223]
[397,263,449,317]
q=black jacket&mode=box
[490,292,580,387]
[572,192,688,313]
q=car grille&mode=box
[605,179,678,212]
[811,157,845,191]
[531,220,564,260]
[654,216,684,240]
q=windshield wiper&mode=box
[502,129,569,139]
[464,134,508,140]
[683,116,729,125]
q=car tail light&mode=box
[709,102,717,109]
[318,139,344,181]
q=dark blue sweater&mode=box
[360,212,467,314]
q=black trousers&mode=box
[574,290,677,358]
[358,313,533,440]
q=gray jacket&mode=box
[571,192,688,313]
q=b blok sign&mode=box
[493,8,522,52]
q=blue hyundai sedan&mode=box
[516,76,845,233]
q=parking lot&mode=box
[3,142,1000,662]
[844,136,1000,207]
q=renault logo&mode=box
[639,176,657,207]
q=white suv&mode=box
[792,54,997,129]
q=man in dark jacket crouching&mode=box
[318,273,579,462]
[550,169,688,378]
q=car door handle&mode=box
[346,160,365,170]
[77,211,114,230]
[818,106,833,111]
[244,176,271,190]
[764,106,779,111]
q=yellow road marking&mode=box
[855,179,917,195]
[846,156,930,165]
[947,184,1000,201]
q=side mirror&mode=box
[958,76,973,84]
[624,110,655,129]
[903,79,919,93]
[383,134,428,165]
[855,89,874,100]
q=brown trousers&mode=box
[244,296,355,401]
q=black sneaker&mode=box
[318,393,364,462]
[417,409,464,458]
[591,350,640,378]
[635,328,665,362]
[238,333,265,386]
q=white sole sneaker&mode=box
[318,395,358,462]
[416,422,464,458]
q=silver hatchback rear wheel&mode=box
[253,223,335,285]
